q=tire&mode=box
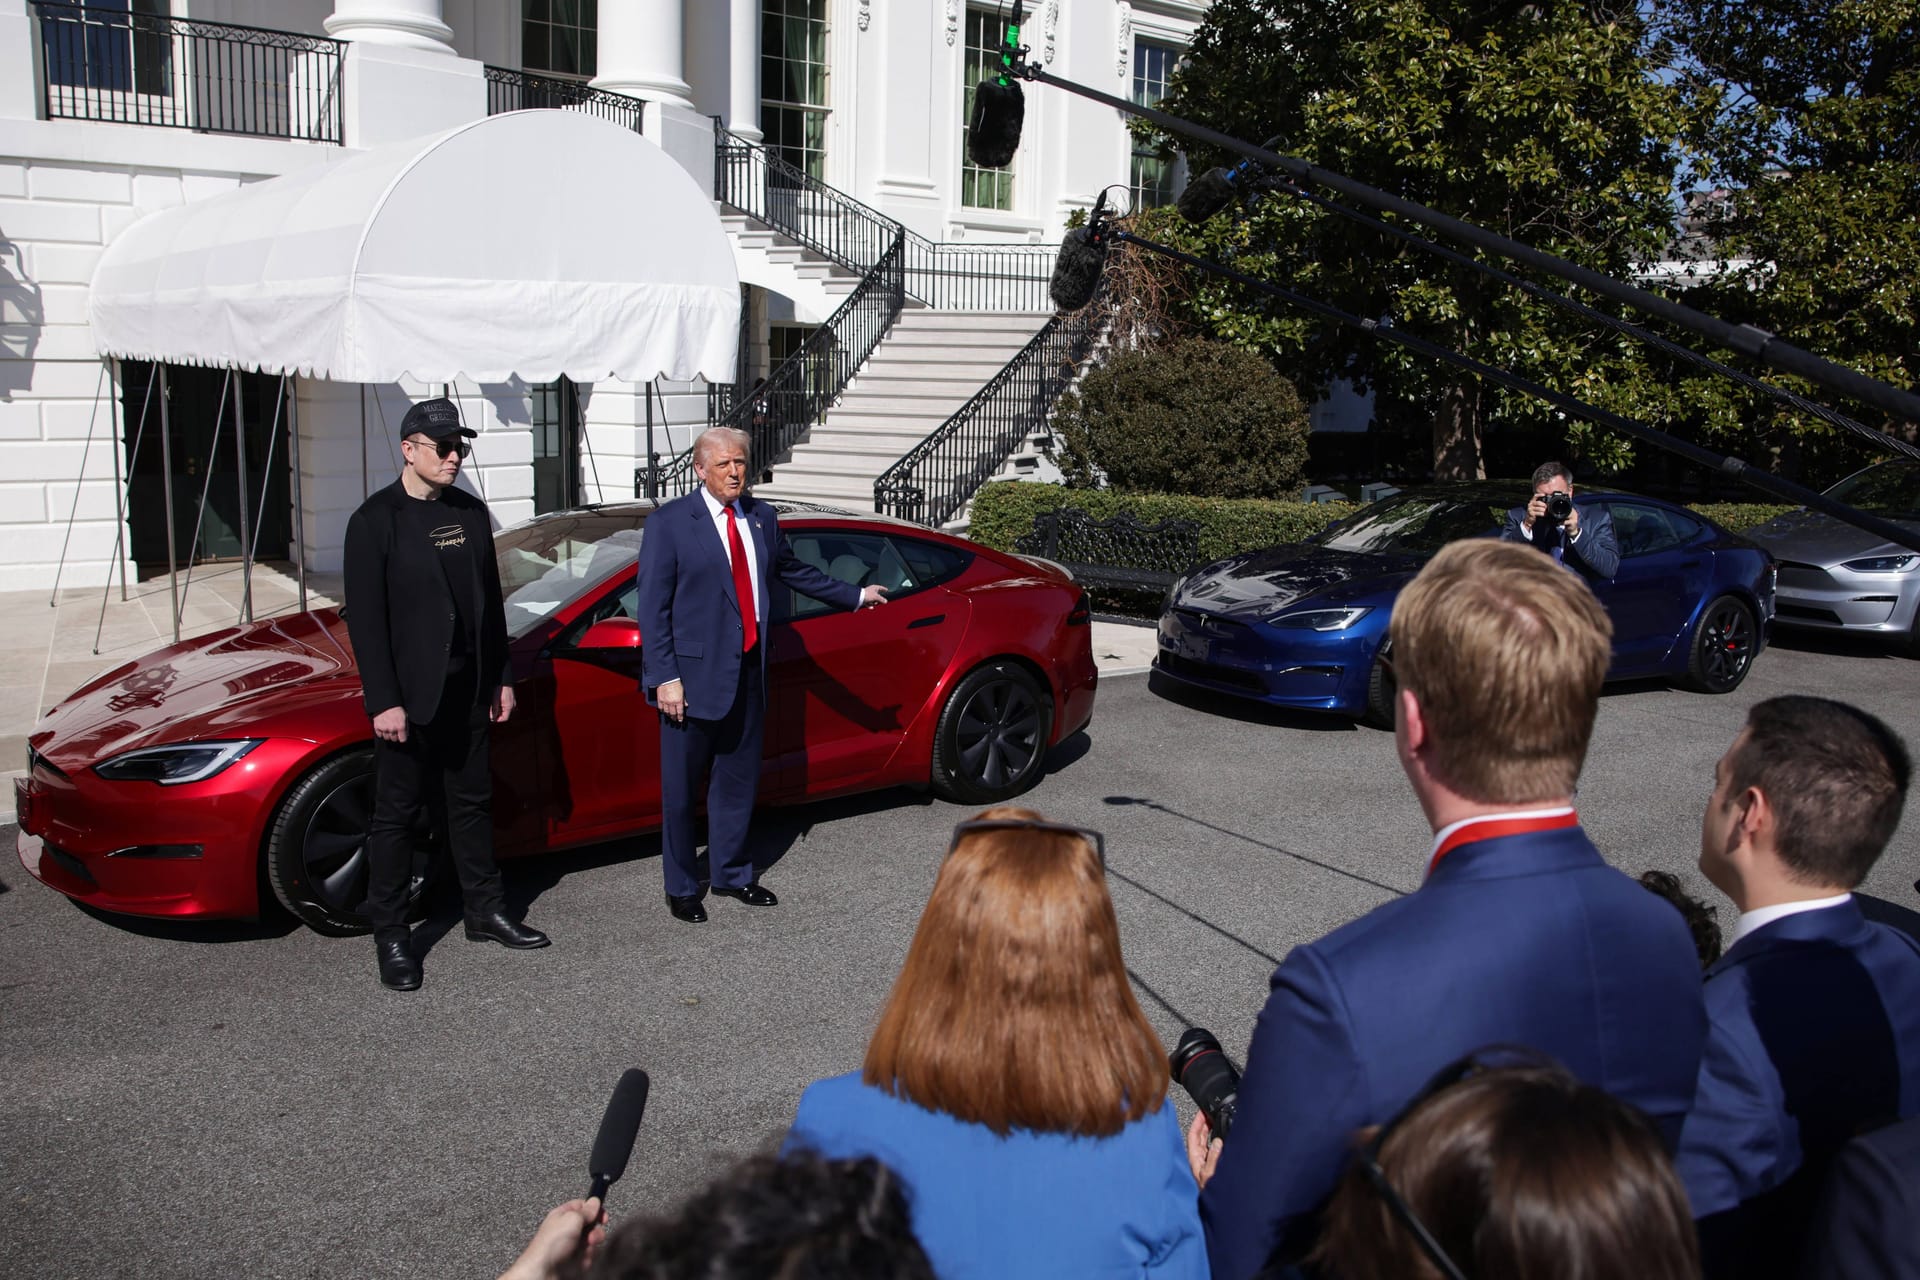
[1684,595,1759,694]
[930,661,1053,805]
[1361,647,1396,729]
[265,748,439,936]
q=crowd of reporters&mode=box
[504,537,1920,1280]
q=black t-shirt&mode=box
[395,491,477,666]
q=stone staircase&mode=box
[752,310,1052,511]
[719,208,863,323]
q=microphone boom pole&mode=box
[1007,62,1920,430]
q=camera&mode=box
[1170,1027,1241,1140]
[1539,490,1574,524]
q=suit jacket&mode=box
[342,479,508,723]
[636,490,858,718]
[1199,823,1707,1280]
[1676,900,1920,1279]
[787,1071,1207,1280]
[1501,502,1620,579]
[1800,1113,1920,1280]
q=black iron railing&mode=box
[33,2,343,142]
[874,289,1110,527]
[483,66,645,131]
[714,126,900,276]
[640,235,908,499]
[901,236,1055,311]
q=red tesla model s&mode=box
[16,501,1097,933]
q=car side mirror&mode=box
[576,618,642,650]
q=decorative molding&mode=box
[1043,0,1060,64]
[945,0,959,46]
[1117,4,1133,78]
[857,0,871,32]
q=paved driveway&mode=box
[3,635,1917,1279]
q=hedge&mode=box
[967,481,1799,561]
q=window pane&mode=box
[961,5,1014,210]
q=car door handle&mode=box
[907,614,945,630]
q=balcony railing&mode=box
[874,288,1110,528]
[901,236,1055,312]
[483,66,645,131]
[33,2,343,143]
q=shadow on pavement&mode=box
[1146,669,1361,731]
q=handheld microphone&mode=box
[1176,159,1258,224]
[1048,190,1113,312]
[965,0,1026,168]
[586,1069,650,1204]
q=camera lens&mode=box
[1546,491,1573,522]
[1170,1027,1242,1140]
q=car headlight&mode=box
[94,740,262,785]
[1267,606,1372,631]
[1842,554,1919,573]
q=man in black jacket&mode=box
[344,398,548,991]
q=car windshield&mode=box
[1826,463,1920,520]
[1315,493,1505,554]
[495,514,647,638]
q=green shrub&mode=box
[1049,337,1310,498]
[1684,503,1800,534]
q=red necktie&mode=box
[725,505,758,653]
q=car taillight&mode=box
[1067,591,1091,626]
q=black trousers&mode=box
[365,667,503,940]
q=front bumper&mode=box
[1154,606,1374,714]
[1771,562,1920,635]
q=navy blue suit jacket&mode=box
[1801,1114,1920,1280]
[636,490,858,718]
[1501,502,1620,579]
[1676,900,1920,1279]
[1199,823,1707,1280]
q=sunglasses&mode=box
[947,818,1105,865]
[405,435,469,459]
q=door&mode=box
[530,377,582,516]
[763,529,973,799]
[1592,502,1712,675]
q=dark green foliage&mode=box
[1048,338,1310,497]
[1685,503,1801,534]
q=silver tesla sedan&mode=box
[1744,459,1920,654]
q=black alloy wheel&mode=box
[1362,646,1396,729]
[265,748,438,935]
[1684,595,1759,694]
[931,661,1052,805]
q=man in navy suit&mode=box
[1501,459,1619,579]
[1678,696,1920,1279]
[637,427,886,924]
[1187,539,1706,1280]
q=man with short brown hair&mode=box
[1679,696,1920,1279]
[1502,459,1619,579]
[1191,540,1706,1279]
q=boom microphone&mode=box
[1176,158,1262,224]
[586,1068,650,1203]
[965,1,1026,168]
[1048,191,1112,312]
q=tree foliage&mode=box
[1149,0,1700,478]
[1048,337,1310,497]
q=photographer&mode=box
[1502,461,1619,580]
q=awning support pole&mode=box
[177,368,233,627]
[645,378,658,501]
[158,364,180,644]
[112,360,129,601]
[94,363,156,653]
[48,361,108,606]
[233,372,253,623]
[576,380,602,503]
[245,375,286,576]
[289,380,308,612]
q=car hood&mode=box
[31,608,362,769]
[1171,543,1419,618]
[1744,508,1920,566]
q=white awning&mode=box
[88,110,740,384]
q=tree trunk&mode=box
[1430,379,1484,480]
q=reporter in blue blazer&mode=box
[1190,540,1706,1280]
[1678,696,1920,1280]
[1500,459,1619,580]
[637,427,885,923]
[786,808,1208,1280]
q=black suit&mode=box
[343,479,511,938]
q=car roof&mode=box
[510,497,930,534]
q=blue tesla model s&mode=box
[1155,483,1776,725]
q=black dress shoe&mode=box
[464,911,551,949]
[712,882,778,907]
[667,893,708,924]
[376,938,421,991]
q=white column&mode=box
[324,0,455,54]
[593,0,694,110]
[727,0,762,141]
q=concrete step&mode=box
[853,360,1024,381]
[801,426,940,450]
[758,472,881,500]
[836,382,1004,403]
[889,312,1051,332]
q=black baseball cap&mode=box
[399,397,476,441]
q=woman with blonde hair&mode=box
[785,807,1206,1278]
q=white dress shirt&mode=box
[700,487,763,624]
[1728,893,1853,948]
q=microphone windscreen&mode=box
[587,1069,650,1186]
[967,77,1024,169]
[1049,227,1107,312]
[1176,167,1239,224]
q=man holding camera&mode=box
[1502,460,1619,579]
[1187,540,1705,1279]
